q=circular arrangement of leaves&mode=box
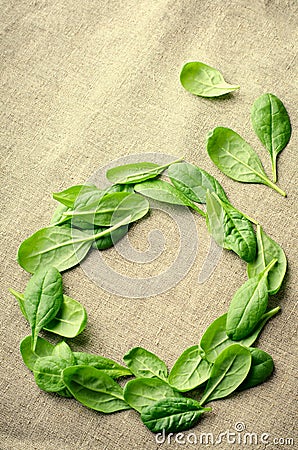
[12,66,291,435]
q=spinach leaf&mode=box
[62,366,130,413]
[200,344,252,405]
[23,267,63,350]
[168,345,212,392]
[17,214,135,273]
[239,347,274,390]
[251,93,291,182]
[247,225,287,295]
[206,127,286,197]
[52,341,75,365]
[200,307,280,363]
[180,62,239,97]
[64,192,149,227]
[10,290,87,338]
[42,294,87,338]
[168,161,228,204]
[33,355,72,392]
[124,378,181,413]
[226,259,277,340]
[20,336,54,371]
[73,352,132,378]
[141,397,211,433]
[106,158,182,185]
[206,192,257,262]
[104,184,134,194]
[53,185,99,208]
[92,225,128,250]
[123,347,168,381]
[134,179,206,217]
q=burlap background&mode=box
[1,0,297,449]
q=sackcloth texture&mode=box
[0,0,297,449]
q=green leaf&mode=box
[63,192,149,227]
[52,341,75,365]
[92,225,128,250]
[168,345,212,392]
[226,259,277,340]
[123,347,168,381]
[168,161,228,204]
[200,307,280,363]
[206,127,286,197]
[124,378,181,413]
[20,335,54,371]
[247,225,287,295]
[43,295,87,338]
[180,62,239,98]
[33,355,71,392]
[134,179,206,217]
[141,397,211,433]
[62,366,130,413]
[106,158,182,185]
[251,93,291,182]
[73,352,132,379]
[239,347,274,390]
[23,267,63,350]
[53,185,99,208]
[200,344,252,405]
[206,192,257,262]
[17,226,93,273]
[10,290,87,338]
[17,215,133,273]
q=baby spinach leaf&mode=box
[23,267,63,351]
[134,179,206,217]
[62,366,130,413]
[10,290,87,338]
[124,378,181,413]
[251,93,291,182]
[200,307,280,363]
[206,127,286,197]
[17,215,133,273]
[180,62,239,98]
[168,345,212,392]
[123,347,168,381]
[168,161,228,204]
[239,347,274,390]
[247,225,287,295]
[53,185,99,208]
[106,158,182,185]
[141,397,211,433]
[20,336,54,371]
[52,341,75,365]
[226,259,277,340]
[63,192,149,227]
[73,352,132,379]
[92,225,128,250]
[200,344,252,405]
[42,294,87,338]
[206,192,257,262]
[104,184,134,194]
[33,355,72,392]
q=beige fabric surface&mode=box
[1,0,297,449]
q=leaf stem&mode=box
[189,203,207,218]
[264,177,286,197]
